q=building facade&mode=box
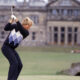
[0,0,80,46]
[46,0,80,45]
[0,0,16,6]
[29,0,46,6]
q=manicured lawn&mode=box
[0,75,80,80]
[0,46,80,76]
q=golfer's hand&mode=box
[11,15,17,20]
[9,18,14,24]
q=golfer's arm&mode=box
[17,21,29,38]
[16,21,24,32]
[4,23,14,31]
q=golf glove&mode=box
[11,15,17,20]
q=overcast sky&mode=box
[17,0,48,2]
[17,0,80,2]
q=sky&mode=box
[17,0,48,2]
[17,0,80,2]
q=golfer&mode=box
[1,15,33,80]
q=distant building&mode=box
[0,0,16,6]
[0,0,80,46]
[48,0,56,3]
[29,0,46,7]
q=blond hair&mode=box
[22,17,33,27]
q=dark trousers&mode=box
[1,44,23,80]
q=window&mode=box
[74,27,78,44]
[54,33,58,43]
[30,15,39,24]
[74,33,77,44]
[73,10,78,16]
[61,27,65,32]
[74,27,78,32]
[68,33,72,44]
[49,27,52,42]
[52,10,58,15]
[68,27,72,32]
[54,27,58,32]
[60,0,72,6]
[54,27,58,44]
[63,10,68,16]
[68,9,72,16]
[61,33,65,43]
[32,32,36,40]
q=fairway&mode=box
[0,46,80,76]
[0,46,80,80]
[0,75,80,80]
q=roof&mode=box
[46,0,80,7]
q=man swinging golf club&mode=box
[1,13,33,80]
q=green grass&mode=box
[0,46,80,76]
[0,75,80,80]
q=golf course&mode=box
[0,46,80,80]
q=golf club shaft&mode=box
[11,6,13,15]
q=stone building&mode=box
[0,0,80,46]
[29,0,46,7]
[0,0,16,6]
